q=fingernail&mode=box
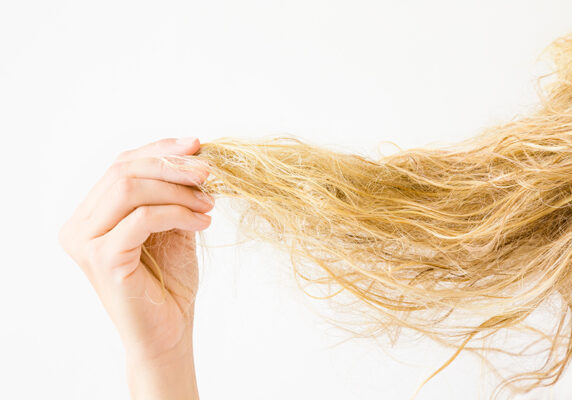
[176,137,198,146]
[195,213,211,223]
[196,191,215,205]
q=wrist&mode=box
[125,327,199,400]
[122,304,196,364]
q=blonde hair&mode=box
[147,32,572,398]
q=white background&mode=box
[1,1,572,399]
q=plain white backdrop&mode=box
[1,1,572,399]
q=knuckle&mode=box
[84,239,104,272]
[60,227,98,273]
[133,205,152,221]
[107,160,127,180]
[114,150,132,163]
[114,177,136,199]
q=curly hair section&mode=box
[147,32,572,398]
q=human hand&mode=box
[58,137,213,398]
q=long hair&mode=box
[149,32,572,398]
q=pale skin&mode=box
[58,137,212,399]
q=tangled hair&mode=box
[148,32,572,398]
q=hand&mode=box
[59,137,213,399]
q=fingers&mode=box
[83,155,210,220]
[85,178,214,239]
[114,155,210,186]
[59,136,214,277]
[114,137,201,163]
[76,137,204,218]
[102,204,211,254]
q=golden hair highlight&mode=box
[145,32,572,398]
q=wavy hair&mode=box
[148,32,572,399]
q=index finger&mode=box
[114,137,201,163]
[75,137,205,219]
